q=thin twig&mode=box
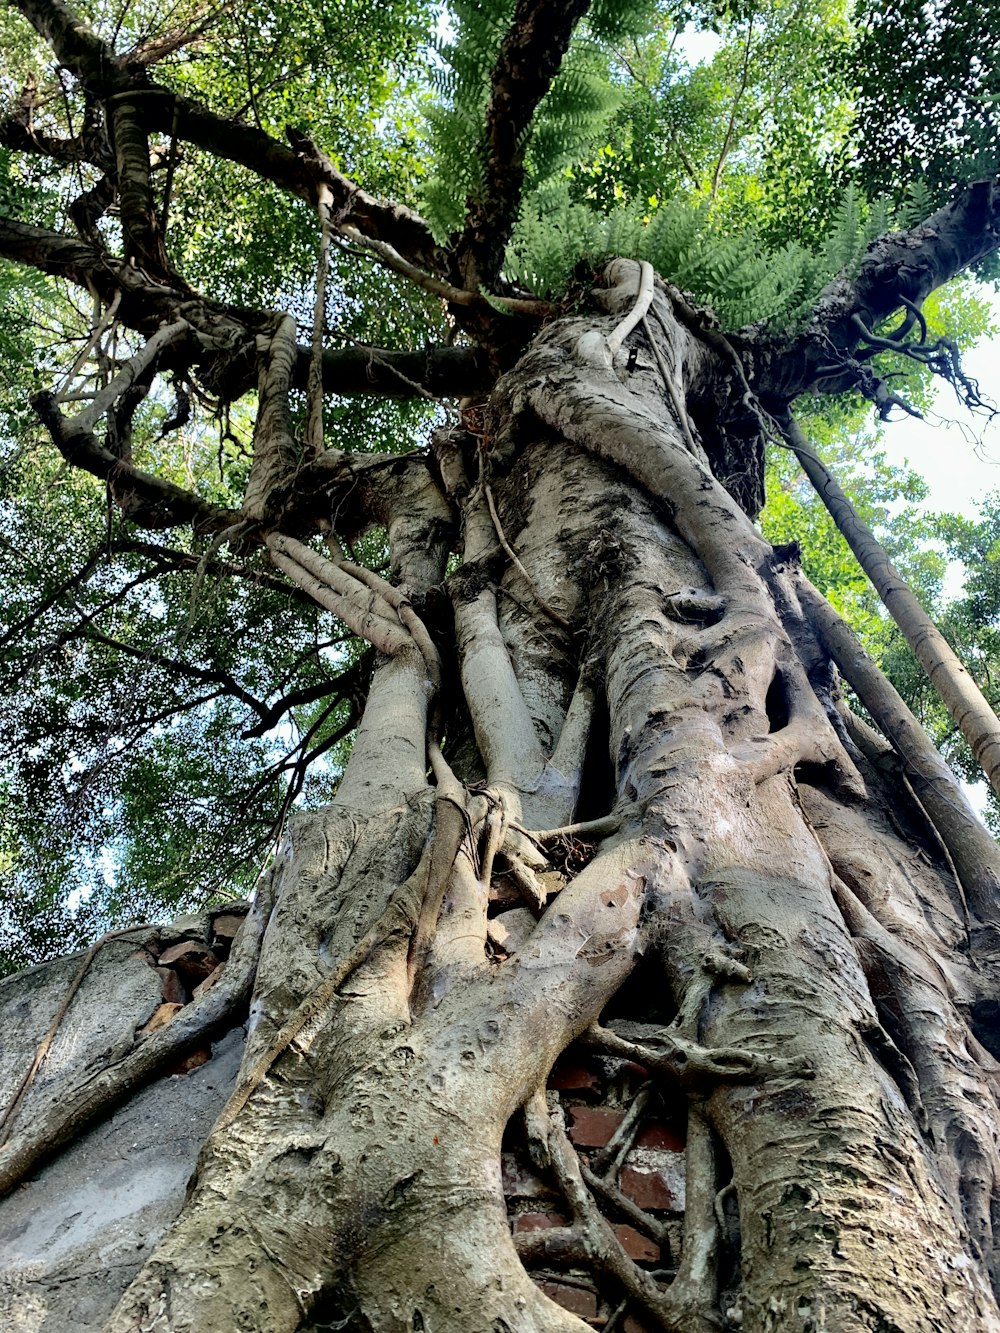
[340,225,553,317]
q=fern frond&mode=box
[895,178,935,231]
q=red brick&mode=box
[634,1120,684,1153]
[165,1046,211,1076]
[211,912,245,944]
[625,1317,655,1333]
[158,965,186,1004]
[568,1106,625,1147]
[140,1002,184,1034]
[548,1060,602,1094]
[613,1224,659,1263]
[619,1165,675,1210]
[535,1280,598,1319]
[192,963,225,999]
[158,940,219,985]
[513,1211,570,1232]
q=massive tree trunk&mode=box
[4,259,1000,1333]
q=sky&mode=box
[879,322,1000,519]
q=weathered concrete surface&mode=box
[0,922,246,1330]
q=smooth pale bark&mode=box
[783,415,1000,798]
[798,574,1000,935]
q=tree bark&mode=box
[5,262,1000,1333]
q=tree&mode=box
[2,0,1000,1328]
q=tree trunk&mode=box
[4,260,1000,1333]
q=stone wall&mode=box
[0,912,248,1331]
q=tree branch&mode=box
[0,216,490,403]
[241,651,373,739]
[747,177,1000,401]
[31,388,236,532]
[454,0,592,291]
[301,343,491,401]
[71,628,267,717]
[8,0,446,274]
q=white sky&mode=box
[878,326,1000,517]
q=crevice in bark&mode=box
[764,666,791,734]
[972,1002,1000,1063]
[572,685,616,826]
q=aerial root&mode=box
[484,482,571,631]
[663,1107,725,1333]
[524,1088,698,1333]
[583,1021,813,1088]
[216,859,429,1134]
[581,949,812,1087]
[0,920,162,1145]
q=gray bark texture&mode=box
[3,261,1000,1333]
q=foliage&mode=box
[856,0,1000,205]
[0,353,384,974]
[505,180,895,326]
[420,0,655,240]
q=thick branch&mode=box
[454,0,592,290]
[748,177,1000,400]
[8,0,111,83]
[0,215,121,295]
[31,388,235,531]
[303,343,491,400]
[8,0,445,275]
[0,114,106,168]
[0,216,490,406]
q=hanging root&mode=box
[0,921,161,1146]
[305,183,334,459]
[485,482,571,630]
[796,573,1000,929]
[582,1020,813,1089]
